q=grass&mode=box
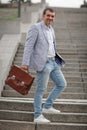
[0,8,18,21]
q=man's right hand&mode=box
[21,66,29,71]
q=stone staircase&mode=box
[0,7,87,130]
[0,98,87,130]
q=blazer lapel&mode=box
[41,22,49,44]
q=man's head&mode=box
[42,8,55,27]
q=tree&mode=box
[81,0,87,8]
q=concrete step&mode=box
[17,44,87,49]
[80,63,87,68]
[55,36,87,41]
[4,85,84,93]
[6,64,83,79]
[57,44,87,47]
[44,81,87,88]
[13,60,87,68]
[13,56,80,62]
[0,120,87,130]
[82,72,87,78]
[6,70,83,77]
[4,75,84,86]
[14,61,82,71]
[16,46,87,52]
[4,80,86,89]
[14,57,80,66]
[32,81,87,90]
[56,38,87,44]
[14,59,81,68]
[2,90,87,99]
[0,98,87,113]
[55,34,87,40]
[18,46,87,53]
[63,67,87,72]
[18,49,79,54]
[14,54,87,62]
[0,110,87,123]
[15,53,80,59]
[11,64,86,73]
[0,120,35,130]
[18,45,84,50]
[5,66,83,79]
[13,65,83,73]
[25,122,87,130]
[66,59,87,62]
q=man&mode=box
[21,8,67,123]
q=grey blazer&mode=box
[22,21,57,71]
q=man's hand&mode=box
[21,66,29,71]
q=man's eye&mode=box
[47,15,50,17]
[51,16,54,18]
[47,15,54,18]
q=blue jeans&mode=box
[34,60,67,118]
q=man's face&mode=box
[43,10,55,27]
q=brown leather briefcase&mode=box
[5,65,35,95]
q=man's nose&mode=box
[49,16,53,19]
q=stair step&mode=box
[0,120,87,130]
[14,56,82,61]
[0,120,35,130]
[0,98,87,113]
[35,122,87,130]
[14,55,87,62]
[4,85,84,93]
[2,90,87,99]
[0,110,87,123]
[13,60,87,70]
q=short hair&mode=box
[43,7,55,15]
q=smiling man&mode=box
[21,7,67,123]
[42,8,55,26]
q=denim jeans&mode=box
[34,60,67,118]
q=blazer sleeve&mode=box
[22,25,38,66]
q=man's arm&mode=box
[22,25,38,68]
